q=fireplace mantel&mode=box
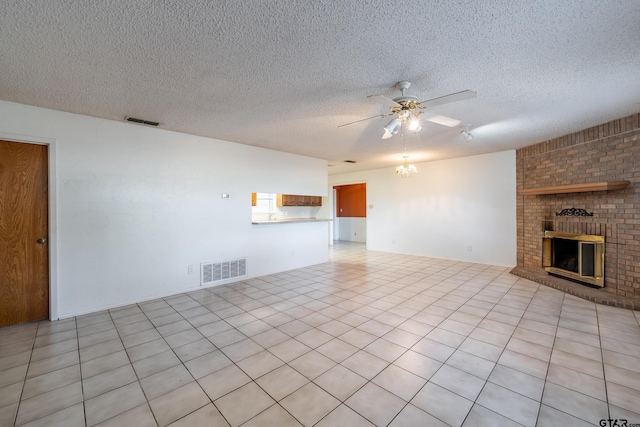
[520,180,630,196]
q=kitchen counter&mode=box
[252,218,331,225]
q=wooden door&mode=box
[334,183,366,217]
[0,140,49,328]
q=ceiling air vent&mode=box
[344,160,357,163]
[126,117,160,126]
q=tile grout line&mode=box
[596,303,612,422]
[11,322,40,427]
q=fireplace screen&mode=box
[542,231,604,287]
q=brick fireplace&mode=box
[512,113,640,307]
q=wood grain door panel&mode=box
[0,140,49,328]
[334,183,366,217]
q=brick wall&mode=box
[516,113,640,299]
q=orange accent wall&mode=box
[334,183,366,217]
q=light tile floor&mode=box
[1,242,640,427]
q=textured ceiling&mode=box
[1,1,639,174]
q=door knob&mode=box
[37,237,47,244]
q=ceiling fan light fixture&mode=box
[409,117,421,132]
[382,118,401,139]
[461,124,474,142]
[338,82,476,144]
[384,118,399,132]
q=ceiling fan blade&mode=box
[337,113,389,128]
[422,112,462,127]
[419,90,477,108]
[367,94,401,108]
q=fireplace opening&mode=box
[542,231,604,287]
[552,238,578,273]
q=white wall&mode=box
[0,100,329,319]
[329,151,517,266]
[337,218,367,242]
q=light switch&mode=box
[221,193,230,199]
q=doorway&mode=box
[333,183,366,243]
[0,140,50,328]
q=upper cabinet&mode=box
[277,194,298,206]
[309,196,322,206]
[276,194,322,207]
[297,195,311,206]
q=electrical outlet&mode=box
[188,265,194,275]
[467,245,473,252]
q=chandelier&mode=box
[396,156,417,178]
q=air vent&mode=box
[201,258,247,286]
[126,117,160,126]
[344,160,357,163]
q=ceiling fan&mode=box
[339,81,476,139]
